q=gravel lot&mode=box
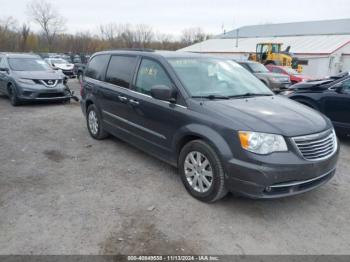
[0,80,349,255]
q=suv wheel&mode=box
[8,84,20,106]
[86,104,108,139]
[179,140,228,203]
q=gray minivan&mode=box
[81,50,339,202]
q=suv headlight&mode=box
[18,78,35,85]
[238,131,288,155]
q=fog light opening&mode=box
[265,186,272,192]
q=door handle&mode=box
[129,99,139,106]
[118,95,128,102]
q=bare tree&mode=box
[0,16,18,32]
[20,24,31,51]
[0,16,19,51]
[120,24,136,48]
[99,23,119,43]
[134,24,154,48]
[181,27,209,45]
[27,0,66,51]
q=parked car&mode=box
[238,61,291,92]
[74,63,87,83]
[81,50,339,202]
[0,53,71,106]
[281,72,350,137]
[45,58,75,78]
[266,65,312,84]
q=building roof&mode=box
[179,35,350,55]
[218,18,350,38]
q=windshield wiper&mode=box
[229,93,273,98]
[192,95,230,100]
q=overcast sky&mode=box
[1,0,350,37]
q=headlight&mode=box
[238,131,288,155]
[18,78,35,85]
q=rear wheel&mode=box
[86,104,108,139]
[179,140,227,203]
[8,84,20,106]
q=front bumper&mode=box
[225,146,339,198]
[17,84,71,101]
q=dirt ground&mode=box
[0,80,349,255]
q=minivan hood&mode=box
[204,96,330,137]
[14,70,64,80]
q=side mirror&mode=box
[0,67,9,73]
[333,83,343,93]
[150,85,177,103]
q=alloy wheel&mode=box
[88,110,99,135]
[184,151,213,193]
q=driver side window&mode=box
[135,59,172,95]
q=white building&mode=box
[179,19,350,78]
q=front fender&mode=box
[173,123,233,164]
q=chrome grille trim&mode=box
[292,129,337,161]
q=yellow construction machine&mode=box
[249,43,303,72]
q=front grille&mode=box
[34,79,61,87]
[292,129,337,161]
[38,92,65,98]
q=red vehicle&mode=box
[266,65,312,84]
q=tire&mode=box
[178,140,228,203]
[86,104,108,139]
[8,84,20,106]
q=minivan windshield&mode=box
[9,58,51,71]
[168,58,273,97]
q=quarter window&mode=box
[105,55,137,88]
[85,55,109,80]
[135,59,172,95]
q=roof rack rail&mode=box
[107,48,155,52]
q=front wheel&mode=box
[8,84,20,106]
[179,140,228,203]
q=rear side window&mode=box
[85,55,109,80]
[105,55,137,88]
